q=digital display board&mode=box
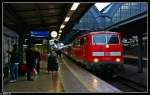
[30,31,49,38]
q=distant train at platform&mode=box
[63,31,124,75]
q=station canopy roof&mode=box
[3,3,94,40]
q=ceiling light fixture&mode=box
[60,25,65,29]
[64,17,70,22]
[71,3,80,10]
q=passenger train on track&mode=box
[63,31,124,76]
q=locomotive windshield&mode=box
[92,34,119,45]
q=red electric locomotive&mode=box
[66,31,124,75]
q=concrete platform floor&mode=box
[3,62,64,92]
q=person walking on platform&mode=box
[26,45,35,81]
[47,51,58,73]
[34,50,40,74]
[7,44,20,83]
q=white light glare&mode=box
[95,3,110,11]
[35,44,43,45]
[23,44,28,47]
[106,44,109,48]
[116,58,120,62]
[94,58,98,62]
[71,3,80,10]
[59,30,62,33]
[64,17,70,22]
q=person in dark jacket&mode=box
[26,45,35,81]
[7,44,20,82]
[47,51,58,73]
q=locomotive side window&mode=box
[84,37,88,44]
[73,40,76,47]
[74,39,80,47]
[77,40,80,46]
[80,37,88,46]
[80,37,84,46]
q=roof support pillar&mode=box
[137,34,143,73]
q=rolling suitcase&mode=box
[20,64,27,75]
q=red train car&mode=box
[66,31,124,75]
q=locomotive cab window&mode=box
[92,35,106,45]
[92,34,119,45]
[107,35,119,44]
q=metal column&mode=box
[18,33,24,65]
[137,34,143,73]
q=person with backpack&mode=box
[47,51,58,73]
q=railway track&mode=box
[64,54,147,92]
[106,75,147,92]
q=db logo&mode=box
[105,52,109,56]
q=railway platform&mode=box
[3,55,121,93]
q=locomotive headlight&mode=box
[116,58,120,62]
[105,44,109,48]
[94,58,98,63]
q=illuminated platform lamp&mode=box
[51,31,58,38]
